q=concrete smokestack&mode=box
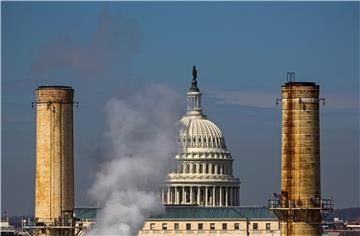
[281,82,321,235]
[35,86,74,229]
[270,79,333,236]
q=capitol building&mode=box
[136,68,280,235]
[160,67,240,207]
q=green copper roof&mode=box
[150,206,277,220]
[74,206,277,221]
[74,208,98,220]
[237,207,276,219]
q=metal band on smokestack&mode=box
[35,86,74,226]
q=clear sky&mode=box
[2,2,359,216]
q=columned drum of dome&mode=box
[161,67,240,207]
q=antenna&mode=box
[287,72,295,82]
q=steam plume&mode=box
[87,84,181,235]
[30,12,141,79]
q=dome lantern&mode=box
[187,66,204,117]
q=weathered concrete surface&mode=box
[35,86,74,226]
[281,83,322,236]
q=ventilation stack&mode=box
[270,76,333,236]
[35,86,75,235]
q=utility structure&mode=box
[33,86,76,236]
[269,73,333,236]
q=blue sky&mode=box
[2,2,359,216]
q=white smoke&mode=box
[87,84,182,236]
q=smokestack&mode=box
[281,82,322,235]
[35,86,74,233]
[270,78,333,236]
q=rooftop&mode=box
[282,82,317,87]
[74,206,277,221]
[37,86,73,90]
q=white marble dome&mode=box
[179,116,226,149]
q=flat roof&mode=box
[282,82,317,86]
[37,86,73,90]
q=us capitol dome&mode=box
[160,66,241,207]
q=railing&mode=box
[22,217,76,229]
[269,198,333,210]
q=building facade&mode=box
[139,207,280,236]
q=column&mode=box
[197,186,200,205]
[212,187,216,206]
[167,188,170,205]
[219,187,223,206]
[205,187,208,206]
[236,187,239,205]
[229,187,232,206]
[233,187,235,205]
[176,187,179,204]
[234,187,237,206]
[225,187,228,206]
[182,187,185,204]
[161,188,165,204]
[190,186,193,204]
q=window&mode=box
[210,223,215,230]
[198,223,203,230]
[266,223,271,230]
[234,223,240,230]
[186,223,191,230]
[253,223,258,230]
[162,223,167,230]
[222,223,227,230]
[174,223,179,230]
[199,164,203,174]
[150,223,155,230]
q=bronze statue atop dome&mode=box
[190,65,199,92]
[192,66,197,80]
